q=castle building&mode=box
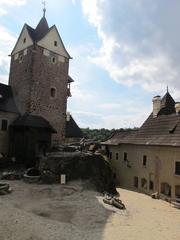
[103,91,180,201]
[0,13,83,166]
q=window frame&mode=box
[54,41,57,46]
[123,152,128,161]
[50,87,56,98]
[1,119,8,131]
[51,56,57,64]
[175,161,180,176]
[142,155,147,167]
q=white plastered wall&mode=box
[12,26,33,55]
[37,27,69,58]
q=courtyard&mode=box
[0,180,179,240]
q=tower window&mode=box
[51,56,57,64]
[23,38,26,43]
[54,41,57,46]
[1,119,8,131]
[50,87,56,98]
[143,155,147,167]
[116,152,119,160]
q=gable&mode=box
[37,26,71,58]
[11,25,34,55]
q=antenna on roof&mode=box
[42,0,46,17]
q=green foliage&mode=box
[81,128,114,141]
[81,127,138,142]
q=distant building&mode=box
[103,91,180,201]
[0,14,83,166]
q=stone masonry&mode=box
[9,29,70,144]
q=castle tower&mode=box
[8,15,72,144]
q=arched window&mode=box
[50,87,56,98]
[51,56,56,64]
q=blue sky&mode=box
[0,0,180,129]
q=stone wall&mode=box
[9,47,33,114]
[9,44,69,144]
[29,46,69,144]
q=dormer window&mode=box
[50,87,56,98]
[23,38,26,43]
[54,41,57,46]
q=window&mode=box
[1,120,8,131]
[116,152,119,160]
[19,55,23,63]
[161,182,171,197]
[124,152,127,161]
[175,162,180,175]
[51,56,56,64]
[23,38,26,43]
[143,155,147,167]
[134,176,138,188]
[50,88,56,98]
[141,178,147,189]
[54,41,57,46]
[109,151,112,160]
[149,181,154,190]
[175,185,180,198]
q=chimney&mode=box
[152,96,161,118]
[175,102,180,115]
[66,112,70,121]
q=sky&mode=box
[0,0,180,129]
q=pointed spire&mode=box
[35,16,49,41]
[42,0,46,17]
[167,85,169,93]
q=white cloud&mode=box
[0,0,27,16]
[81,0,180,94]
[0,0,26,6]
[71,0,76,5]
[0,26,16,84]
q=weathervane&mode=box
[42,0,46,17]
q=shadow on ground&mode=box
[0,180,117,240]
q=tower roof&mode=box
[26,17,50,42]
[35,17,49,41]
[158,92,175,116]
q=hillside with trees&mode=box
[81,128,138,142]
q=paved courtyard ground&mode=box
[0,180,179,240]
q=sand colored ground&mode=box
[0,180,179,240]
